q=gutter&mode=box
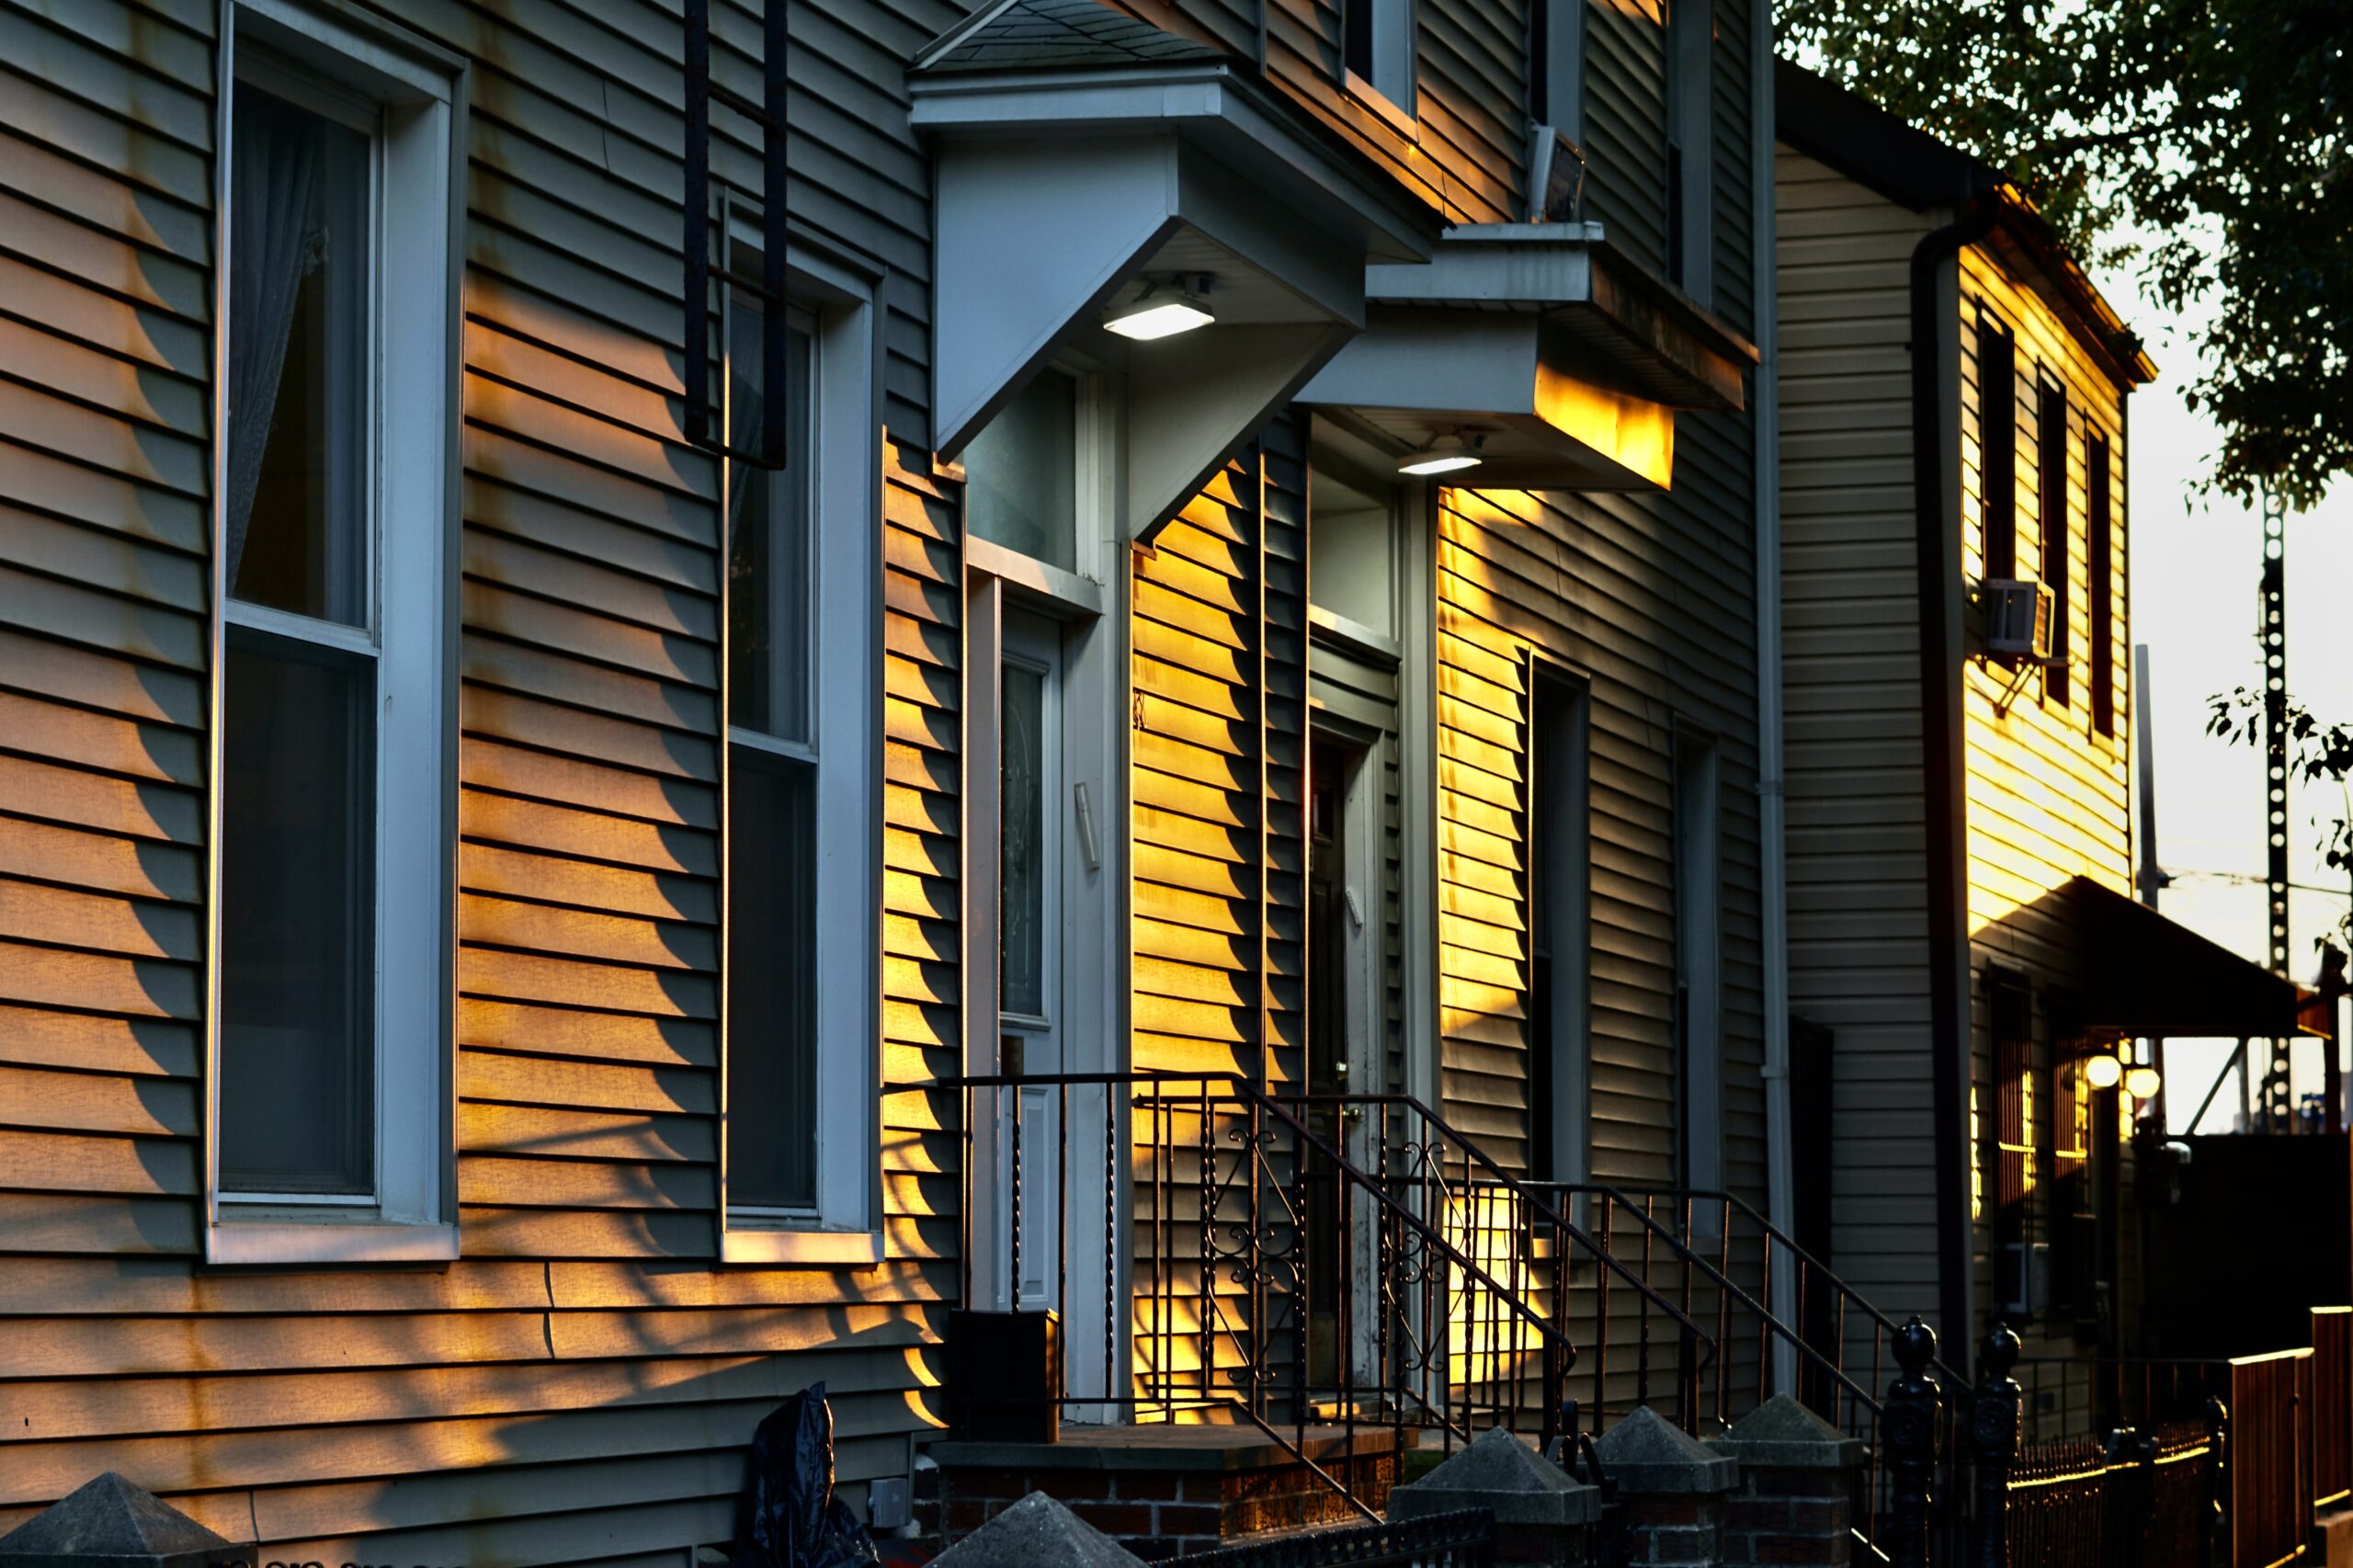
[1750,0,1797,1394]
[1909,189,2000,1376]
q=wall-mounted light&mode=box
[1104,275,1215,341]
[1398,432,1483,476]
[2125,1065,2162,1099]
[2083,1052,2123,1090]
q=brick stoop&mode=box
[921,1425,1415,1562]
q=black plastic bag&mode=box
[733,1381,881,1568]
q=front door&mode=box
[1306,733,1380,1392]
[1001,609,1063,1311]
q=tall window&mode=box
[213,5,454,1256]
[2088,433,2117,737]
[726,295,819,1214]
[1342,0,1416,119]
[719,262,881,1256]
[1664,0,1713,300]
[1528,665,1591,1185]
[1673,725,1722,1191]
[1978,316,2018,582]
[2039,378,2071,708]
[1529,0,1583,139]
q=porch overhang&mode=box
[911,20,1439,538]
[1295,224,1758,491]
[2065,876,2318,1040]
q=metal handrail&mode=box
[1559,1179,1973,1394]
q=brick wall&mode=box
[923,1449,1401,1561]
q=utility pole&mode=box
[2134,644,2169,1127]
[2261,486,2292,1131]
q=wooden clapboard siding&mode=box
[0,0,960,1560]
[1126,417,1310,1407]
[1773,143,1944,1319]
[1434,397,1768,1195]
[1776,133,2137,1350]
[1580,0,1667,278]
[1705,0,1755,336]
[1953,242,2131,1364]
[1112,0,1525,225]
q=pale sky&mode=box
[2089,256,2353,1131]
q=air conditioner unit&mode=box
[1980,578,2054,663]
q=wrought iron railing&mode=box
[921,1072,1719,1499]
[1518,1181,1977,1559]
[1176,1506,1495,1568]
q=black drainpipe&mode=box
[1909,188,2001,1379]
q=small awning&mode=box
[1295,223,1758,490]
[910,0,1438,538]
[2069,876,2316,1039]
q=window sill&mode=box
[722,1226,886,1267]
[1341,70,1418,142]
[208,1217,459,1266]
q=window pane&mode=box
[728,302,815,743]
[220,629,376,1194]
[965,371,1077,573]
[728,744,817,1210]
[1000,662,1047,1019]
[229,83,370,630]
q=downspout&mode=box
[1910,189,2001,1377]
[1748,0,1797,1394]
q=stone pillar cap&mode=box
[1390,1426,1601,1527]
[1590,1407,1738,1495]
[929,1492,1143,1568]
[1706,1393,1866,1471]
[0,1474,236,1568]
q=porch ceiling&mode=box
[910,20,1441,540]
[1296,224,1759,493]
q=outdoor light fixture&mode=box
[1398,433,1483,476]
[1104,275,1215,341]
[2084,1052,2124,1090]
[2125,1064,2163,1099]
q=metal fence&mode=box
[1999,1422,2217,1568]
[1175,1507,1495,1568]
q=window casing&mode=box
[1978,315,2019,582]
[1528,663,1592,1187]
[1529,0,1584,142]
[1672,724,1722,1192]
[2088,433,2117,738]
[720,248,883,1263]
[2039,378,2071,709]
[1664,0,1713,301]
[209,1,460,1263]
[1342,0,1417,127]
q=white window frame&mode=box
[960,358,1127,1413]
[720,229,886,1267]
[206,0,462,1265]
[1343,0,1419,135]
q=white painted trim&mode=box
[718,242,884,1247]
[968,536,1105,619]
[1398,483,1441,1112]
[721,1228,887,1267]
[207,0,460,1261]
[207,1220,457,1266]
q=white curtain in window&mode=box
[225,91,320,583]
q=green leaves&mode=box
[1786,0,2353,510]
